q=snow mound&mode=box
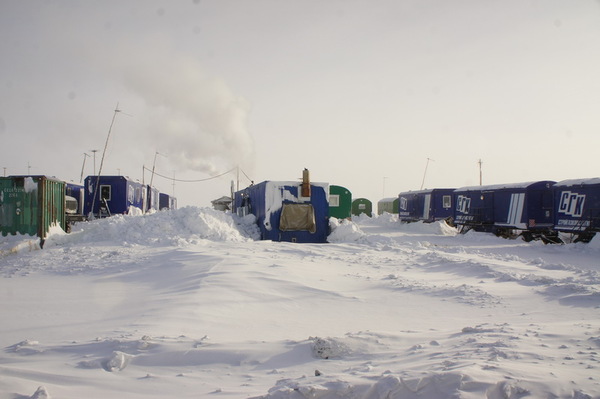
[45,206,260,247]
[327,218,367,243]
[310,336,351,359]
[30,386,51,399]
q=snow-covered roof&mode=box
[455,181,555,192]
[398,188,455,196]
[554,177,600,187]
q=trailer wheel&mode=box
[521,232,534,242]
[457,225,471,234]
[541,233,563,245]
[574,232,595,243]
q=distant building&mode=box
[352,198,372,217]
[211,196,232,211]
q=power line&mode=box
[143,166,253,184]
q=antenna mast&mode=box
[89,103,124,218]
[478,159,483,185]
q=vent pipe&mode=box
[301,168,311,197]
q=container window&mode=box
[443,195,451,209]
[100,185,112,201]
[279,203,316,233]
[329,195,340,207]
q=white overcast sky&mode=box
[1,0,600,207]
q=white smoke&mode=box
[109,44,255,175]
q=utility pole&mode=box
[27,162,31,174]
[80,153,90,183]
[3,167,6,177]
[420,158,434,190]
[90,150,98,175]
[149,151,166,187]
[172,171,176,196]
[478,159,483,185]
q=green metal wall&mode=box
[377,197,399,215]
[351,198,373,217]
[0,176,66,240]
[328,185,352,219]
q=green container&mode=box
[352,198,372,217]
[377,197,399,215]
[329,185,352,219]
[0,176,66,242]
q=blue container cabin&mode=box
[454,181,556,239]
[159,193,177,210]
[490,181,556,240]
[553,178,600,242]
[398,189,455,223]
[233,180,330,243]
[453,185,496,233]
[84,175,146,218]
[146,185,160,213]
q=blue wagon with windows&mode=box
[453,185,499,233]
[159,193,177,211]
[146,185,160,213]
[232,173,330,243]
[398,189,455,223]
[84,175,146,218]
[454,181,556,241]
[553,178,600,243]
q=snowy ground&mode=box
[1,208,599,399]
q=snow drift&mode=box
[1,207,599,399]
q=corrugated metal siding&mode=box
[0,176,65,239]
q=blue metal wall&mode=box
[398,189,454,223]
[84,176,145,217]
[454,181,555,233]
[553,178,600,235]
[233,181,330,243]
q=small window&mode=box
[442,195,451,209]
[279,203,316,233]
[100,185,111,201]
[329,195,340,207]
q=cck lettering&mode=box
[456,195,471,214]
[399,197,408,211]
[558,191,586,218]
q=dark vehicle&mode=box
[65,183,86,232]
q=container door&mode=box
[423,194,431,220]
